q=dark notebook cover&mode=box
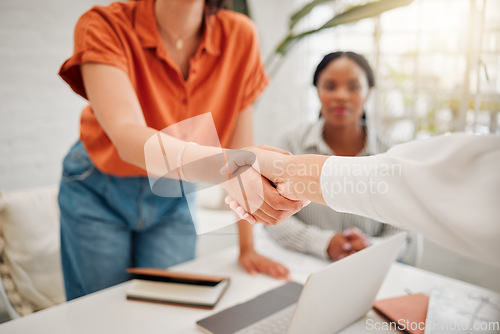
[126,267,230,310]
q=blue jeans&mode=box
[59,141,197,300]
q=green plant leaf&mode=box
[320,0,413,29]
[266,0,415,75]
[289,0,333,29]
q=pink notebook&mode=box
[373,293,429,334]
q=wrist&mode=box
[270,154,295,184]
[239,244,255,255]
[181,145,229,184]
[177,142,198,182]
[327,236,336,260]
[284,155,327,203]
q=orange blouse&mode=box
[59,0,268,176]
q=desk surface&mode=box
[1,236,497,334]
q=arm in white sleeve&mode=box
[265,215,335,259]
[320,133,500,267]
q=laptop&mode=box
[197,232,407,334]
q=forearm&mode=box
[81,63,225,183]
[111,123,178,172]
[112,123,224,183]
[277,154,329,205]
[227,106,257,253]
[237,219,255,252]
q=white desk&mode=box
[1,237,498,334]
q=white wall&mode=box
[0,0,111,191]
[250,0,313,146]
[0,0,111,319]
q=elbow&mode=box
[106,126,139,166]
[116,147,132,165]
[109,134,138,167]
[115,143,142,168]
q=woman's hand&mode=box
[222,145,292,187]
[327,227,370,261]
[222,146,310,225]
[239,247,290,280]
[221,149,305,226]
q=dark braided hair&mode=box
[313,51,374,88]
[313,51,375,121]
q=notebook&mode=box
[126,268,230,310]
[373,293,429,334]
[197,232,407,334]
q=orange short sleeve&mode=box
[59,8,129,100]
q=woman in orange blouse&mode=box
[58,0,300,300]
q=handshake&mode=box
[146,142,323,226]
[147,132,500,268]
[145,131,327,226]
[220,145,370,261]
[148,141,371,264]
[219,145,322,226]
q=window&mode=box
[297,0,500,143]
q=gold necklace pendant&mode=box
[176,39,183,50]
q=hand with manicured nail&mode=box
[221,164,303,226]
[327,227,370,261]
[225,195,309,225]
[221,146,308,226]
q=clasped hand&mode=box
[221,146,309,225]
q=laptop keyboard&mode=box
[234,304,297,334]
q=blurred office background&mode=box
[253,0,500,146]
[251,0,500,293]
[0,0,499,319]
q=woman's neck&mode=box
[323,121,366,157]
[155,0,205,80]
[155,0,205,38]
